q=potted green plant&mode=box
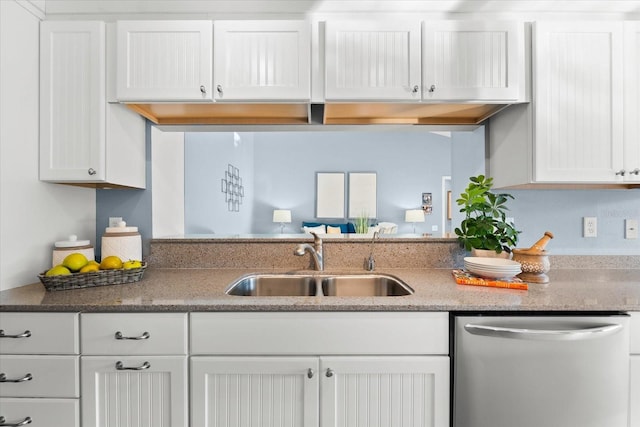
[454,175,520,256]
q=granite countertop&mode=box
[1,267,639,312]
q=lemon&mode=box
[45,265,71,276]
[62,253,88,272]
[87,260,100,266]
[100,255,123,270]
[123,260,142,270]
[79,263,100,273]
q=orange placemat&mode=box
[452,269,528,291]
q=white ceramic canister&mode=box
[101,221,142,261]
[52,235,95,267]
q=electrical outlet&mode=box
[583,217,597,238]
[626,219,638,239]
[109,217,123,228]
[432,225,438,232]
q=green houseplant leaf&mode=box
[454,175,520,254]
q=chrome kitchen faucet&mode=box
[294,232,324,271]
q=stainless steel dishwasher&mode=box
[454,314,630,427]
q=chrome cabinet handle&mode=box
[630,168,640,175]
[0,373,33,383]
[115,331,150,340]
[88,168,97,176]
[0,330,31,339]
[217,85,223,95]
[464,323,622,341]
[411,85,419,93]
[428,84,436,92]
[200,85,206,94]
[307,368,314,379]
[115,361,151,371]
[615,169,626,176]
[0,416,32,426]
[325,368,334,378]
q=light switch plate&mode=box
[625,219,638,239]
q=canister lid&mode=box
[105,220,138,234]
[54,234,91,248]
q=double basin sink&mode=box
[226,273,414,297]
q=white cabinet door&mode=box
[624,22,640,183]
[81,356,188,427]
[422,21,523,101]
[39,21,106,182]
[534,21,625,183]
[191,356,319,427]
[214,20,310,101]
[116,20,213,101]
[320,356,450,427]
[632,356,640,427]
[0,398,79,427]
[325,21,421,100]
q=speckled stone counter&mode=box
[1,267,639,312]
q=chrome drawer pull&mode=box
[0,373,33,383]
[325,368,334,378]
[115,331,150,340]
[115,361,151,371]
[0,330,31,339]
[307,368,314,379]
[0,416,32,426]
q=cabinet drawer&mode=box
[81,313,188,355]
[191,312,449,355]
[0,355,79,398]
[0,398,79,427]
[631,312,640,354]
[0,312,79,355]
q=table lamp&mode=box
[273,209,292,234]
[405,209,425,233]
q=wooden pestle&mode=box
[516,231,554,255]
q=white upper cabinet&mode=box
[324,21,422,101]
[213,20,311,101]
[116,20,213,101]
[422,21,523,101]
[40,21,105,182]
[534,21,624,183]
[40,21,145,188]
[624,22,640,183]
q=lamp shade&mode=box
[405,209,425,223]
[273,209,292,223]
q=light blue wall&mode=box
[184,131,455,234]
[98,125,640,256]
[184,132,255,234]
[503,190,640,255]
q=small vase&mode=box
[471,248,511,259]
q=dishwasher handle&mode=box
[464,322,622,341]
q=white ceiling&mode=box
[26,0,640,20]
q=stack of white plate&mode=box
[464,257,522,279]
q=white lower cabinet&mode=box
[630,312,639,427]
[80,313,189,427]
[190,312,450,427]
[81,356,188,427]
[191,355,448,427]
[320,356,449,427]
[191,357,320,427]
[631,356,640,427]
[0,313,80,427]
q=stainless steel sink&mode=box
[225,273,413,297]
[321,274,413,297]
[225,274,318,296]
